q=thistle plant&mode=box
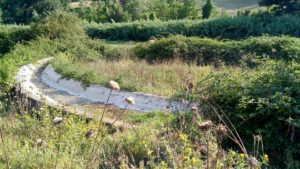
[86,80,120,169]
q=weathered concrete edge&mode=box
[15,58,131,128]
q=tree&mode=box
[123,0,145,21]
[259,0,300,14]
[0,0,68,24]
[32,11,85,39]
[0,9,3,24]
[202,0,218,19]
[178,0,199,19]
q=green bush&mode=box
[175,60,300,168]
[0,25,33,55]
[32,11,85,40]
[86,14,300,41]
[134,35,300,65]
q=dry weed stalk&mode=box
[0,124,10,169]
[86,80,119,169]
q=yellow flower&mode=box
[191,157,197,165]
[263,154,269,162]
[161,161,167,169]
[239,153,245,159]
[179,133,186,140]
[183,155,189,161]
[185,147,192,153]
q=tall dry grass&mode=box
[53,57,215,96]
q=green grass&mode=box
[0,98,268,168]
[52,55,214,97]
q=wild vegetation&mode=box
[134,35,300,64]
[0,0,299,169]
[86,14,300,40]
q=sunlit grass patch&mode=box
[52,56,214,97]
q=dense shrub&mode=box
[0,0,68,24]
[32,11,85,40]
[134,35,300,65]
[175,60,300,168]
[0,25,33,55]
[86,14,300,40]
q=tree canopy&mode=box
[0,0,70,24]
[260,0,300,14]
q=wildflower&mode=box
[161,161,167,169]
[185,147,192,153]
[52,117,63,125]
[191,157,197,165]
[124,97,135,105]
[108,80,120,90]
[216,124,227,136]
[272,48,277,53]
[263,154,269,163]
[239,153,245,159]
[183,155,189,161]
[179,133,186,140]
[248,157,258,168]
[198,120,214,131]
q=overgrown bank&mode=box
[174,60,300,168]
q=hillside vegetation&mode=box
[0,0,300,168]
[87,15,300,40]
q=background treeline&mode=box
[1,0,299,25]
[74,0,201,23]
[87,14,300,40]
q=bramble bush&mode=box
[86,14,300,41]
[134,35,300,65]
[175,60,300,168]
